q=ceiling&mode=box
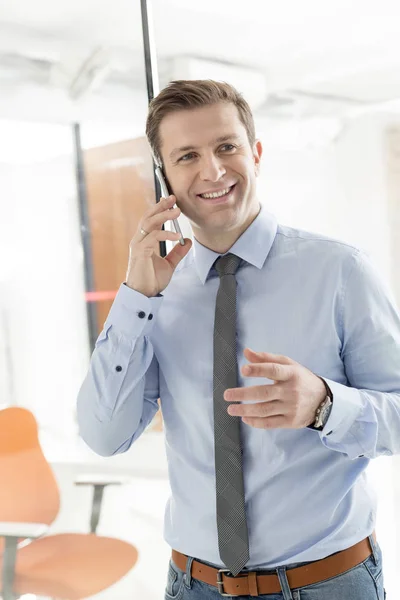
[0,0,400,123]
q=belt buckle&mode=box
[217,569,238,597]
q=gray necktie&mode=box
[213,253,249,576]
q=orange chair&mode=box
[0,407,138,600]
[74,399,163,535]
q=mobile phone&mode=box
[155,167,185,246]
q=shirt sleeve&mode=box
[76,283,163,456]
[318,249,400,460]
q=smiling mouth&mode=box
[198,185,235,200]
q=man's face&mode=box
[159,102,262,238]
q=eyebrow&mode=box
[169,134,241,160]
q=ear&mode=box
[253,139,263,176]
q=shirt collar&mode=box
[192,203,278,284]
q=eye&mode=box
[179,152,196,162]
[220,144,236,152]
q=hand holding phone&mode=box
[155,167,185,246]
[126,195,192,297]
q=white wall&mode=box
[0,143,90,450]
[0,164,16,407]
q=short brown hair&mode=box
[145,79,256,165]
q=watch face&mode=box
[320,400,333,426]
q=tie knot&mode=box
[215,253,242,278]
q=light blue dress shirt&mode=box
[77,203,400,569]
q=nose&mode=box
[199,154,226,182]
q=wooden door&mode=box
[83,137,157,333]
[83,138,163,432]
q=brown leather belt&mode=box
[172,532,375,596]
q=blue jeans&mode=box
[165,535,386,599]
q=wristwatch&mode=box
[307,378,333,431]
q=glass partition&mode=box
[0,0,153,452]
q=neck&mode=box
[193,203,261,254]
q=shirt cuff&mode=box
[103,283,163,339]
[319,377,364,440]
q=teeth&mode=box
[200,186,232,199]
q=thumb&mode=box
[165,238,192,271]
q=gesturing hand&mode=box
[224,348,327,429]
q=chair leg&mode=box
[90,484,105,533]
[2,536,18,600]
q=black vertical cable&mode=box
[73,123,98,352]
[140,0,167,258]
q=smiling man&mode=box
[158,102,262,254]
[77,80,400,600]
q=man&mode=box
[77,80,400,599]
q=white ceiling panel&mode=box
[0,0,400,119]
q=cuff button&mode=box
[138,311,146,319]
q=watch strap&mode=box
[307,377,333,431]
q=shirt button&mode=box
[326,431,333,436]
[138,311,146,319]
[115,366,123,372]
[148,313,153,320]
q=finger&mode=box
[164,238,193,270]
[129,230,182,260]
[243,362,293,383]
[141,195,176,224]
[244,348,295,366]
[153,194,176,215]
[241,361,293,379]
[242,415,289,429]
[261,362,293,382]
[228,400,284,418]
[224,383,281,403]
[138,229,182,248]
[138,203,180,238]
